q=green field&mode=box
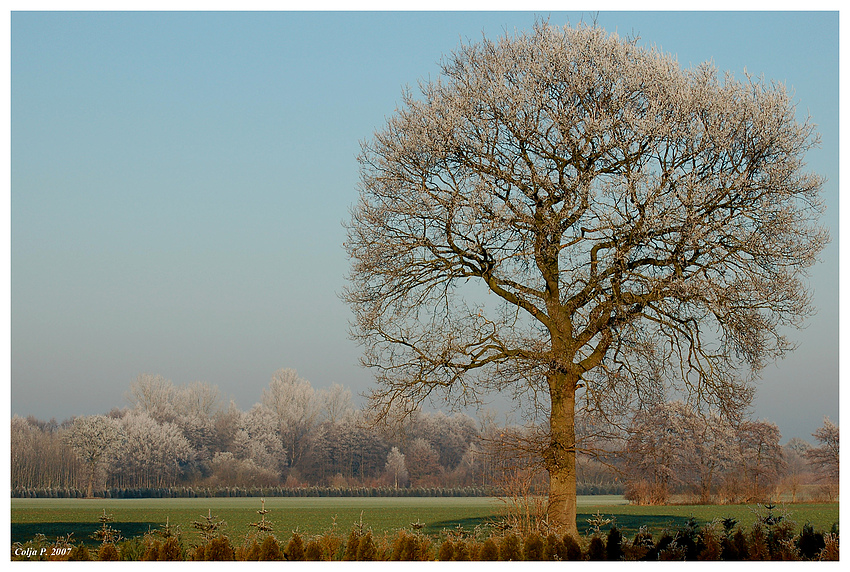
[11,496,838,547]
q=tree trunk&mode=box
[86,462,95,498]
[545,372,579,539]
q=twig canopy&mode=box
[344,21,826,535]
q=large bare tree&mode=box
[344,22,826,537]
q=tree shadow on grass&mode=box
[578,513,692,537]
[427,516,498,535]
[12,522,158,546]
[428,513,693,539]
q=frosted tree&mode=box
[319,383,355,424]
[781,438,812,503]
[411,411,478,471]
[65,415,125,497]
[125,373,176,423]
[230,403,288,479]
[345,21,826,535]
[261,368,321,472]
[385,447,408,489]
[11,415,78,490]
[405,438,441,486]
[115,411,194,488]
[173,381,223,465]
[313,410,391,483]
[623,402,681,504]
[733,419,784,501]
[674,406,738,504]
[625,402,784,504]
[207,452,280,487]
[125,376,223,470]
[457,442,487,486]
[174,380,222,419]
[209,400,243,453]
[805,417,839,483]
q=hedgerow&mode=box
[12,485,499,498]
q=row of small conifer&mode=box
[13,513,839,561]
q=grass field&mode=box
[10,496,839,547]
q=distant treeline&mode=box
[12,371,628,498]
[11,371,838,504]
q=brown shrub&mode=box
[284,533,306,561]
[159,536,182,560]
[498,534,522,561]
[305,539,324,560]
[356,532,377,561]
[97,543,120,561]
[258,535,282,561]
[437,538,454,561]
[479,538,499,560]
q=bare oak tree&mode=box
[344,22,826,536]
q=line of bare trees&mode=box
[620,401,838,505]
[11,371,498,493]
[11,371,838,503]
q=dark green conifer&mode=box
[562,534,583,560]
[797,523,825,560]
[544,533,566,560]
[606,525,623,561]
[523,532,545,560]
[586,536,606,560]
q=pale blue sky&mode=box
[9,11,839,441]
